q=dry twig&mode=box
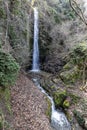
[69,0,87,26]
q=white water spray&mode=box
[32,8,39,72]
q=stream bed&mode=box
[33,78,71,130]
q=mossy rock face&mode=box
[40,76,71,109]
[8,1,30,67]
[60,42,87,84]
[0,50,20,87]
[60,65,80,84]
[53,89,67,108]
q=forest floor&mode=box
[11,72,52,130]
[4,71,87,130]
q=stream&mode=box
[33,78,71,130]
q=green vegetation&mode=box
[0,1,6,19]
[0,7,6,19]
[8,25,18,47]
[73,110,85,128]
[68,93,80,105]
[0,110,10,129]
[60,65,80,84]
[0,50,20,88]
[4,88,11,112]
[60,42,87,84]
[53,90,67,108]
[48,6,62,23]
[0,49,18,127]
[0,87,11,112]
[10,0,20,15]
[45,97,51,119]
[63,99,70,108]
[70,42,87,66]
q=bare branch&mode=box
[69,0,87,26]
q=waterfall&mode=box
[31,7,71,130]
[33,79,71,130]
[32,7,40,72]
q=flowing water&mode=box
[32,7,39,72]
[33,79,71,130]
[31,7,71,130]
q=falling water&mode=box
[32,7,39,72]
[31,7,71,130]
[33,79,71,130]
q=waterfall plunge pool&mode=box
[33,78,71,130]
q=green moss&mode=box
[53,90,67,108]
[0,87,11,113]
[60,65,81,84]
[0,85,12,128]
[50,86,55,90]
[66,111,73,122]
[63,62,73,70]
[60,42,87,84]
[4,88,11,113]
[73,110,85,128]
[63,99,70,108]
[0,50,20,87]
[45,97,51,119]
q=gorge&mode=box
[0,0,87,130]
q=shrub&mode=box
[0,50,20,87]
[70,42,87,66]
[53,90,67,108]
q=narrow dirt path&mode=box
[11,72,52,130]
